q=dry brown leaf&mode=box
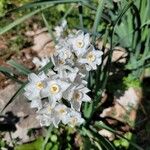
[112,48,127,63]
[100,87,142,126]
[32,32,52,52]
[38,41,55,58]
[97,40,127,63]
[98,129,115,141]
[25,27,47,37]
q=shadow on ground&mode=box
[128,77,150,150]
[0,111,19,132]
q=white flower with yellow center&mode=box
[32,57,50,69]
[54,37,72,61]
[54,19,67,39]
[30,97,42,110]
[78,46,103,71]
[41,79,70,107]
[55,65,79,83]
[69,30,90,56]
[56,45,72,60]
[63,84,91,111]
[36,102,55,126]
[24,72,47,100]
[63,110,84,127]
[52,104,69,127]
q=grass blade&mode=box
[41,125,53,150]
[0,82,27,113]
[42,13,57,44]
[14,0,82,11]
[92,0,105,42]
[0,66,23,84]
[38,60,53,73]
[0,6,51,35]
[78,4,84,28]
[7,60,32,76]
[94,121,144,150]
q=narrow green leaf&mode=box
[92,0,105,42]
[113,0,134,27]
[38,61,53,73]
[81,127,116,150]
[15,0,82,10]
[15,137,43,150]
[83,102,93,119]
[78,4,84,28]
[42,13,57,44]
[0,82,27,113]
[94,141,103,150]
[81,127,94,138]
[94,121,143,150]
[0,6,51,35]
[0,66,23,84]
[42,126,53,150]
[61,4,75,21]
[7,60,32,76]
[0,66,13,74]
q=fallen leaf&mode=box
[32,32,52,52]
[98,129,115,141]
[100,87,142,126]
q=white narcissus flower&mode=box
[55,65,79,83]
[30,97,42,110]
[64,84,91,111]
[54,38,72,60]
[24,72,48,100]
[36,102,54,126]
[32,57,50,69]
[57,46,72,61]
[69,30,90,56]
[41,79,70,107]
[54,19,67,39]
[52,104,69,127]
[78,46,103,71]
[53,38,74,67]
[63,110,84,127]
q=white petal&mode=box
[63,86,74,100]
[38,71,47,80]
[53,117,60,128]
[28,73,40,82]
[48,96,57,107]
[41,87,50,98]
[59,81,70,92]
[53,92,62,101]
[82,94,91,102]
[30,99,42,110]
[78,58,87,64]
[84,33,90,44]
[71,100,81,111]
[80,87,90,93]
[62,114,70,124]
[24,83,35,91]
[24,90,40,100]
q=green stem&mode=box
[78,3,84,28]
[92,0,105,43]
[42,125,53,150]
[95,26,109,93]
[42,13,57,44]
[61,4,75,21]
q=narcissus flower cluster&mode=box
[24,30,103,128]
